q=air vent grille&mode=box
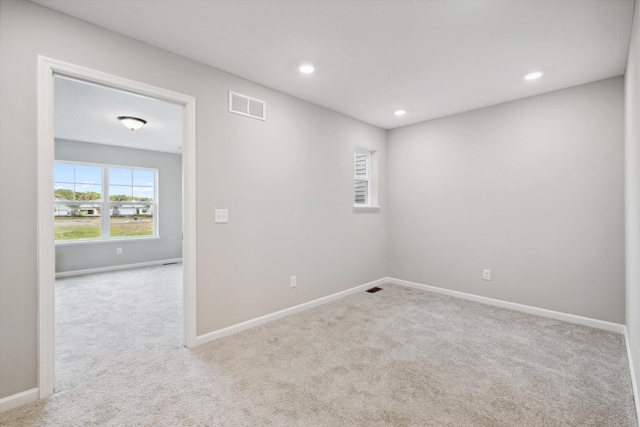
[366,287,383,293]
[229,91,266,121]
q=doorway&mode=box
[37,57,197,399]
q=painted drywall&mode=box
[625,0,640,398]
[54,139,183,273]
[0,1,387,398]
[388,77,625,324]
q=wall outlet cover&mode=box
[215,209,229,224]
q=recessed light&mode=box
[524,71,543,81]
[299,64,315,74]
[394,109,406,116]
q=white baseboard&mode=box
[195,277,387,346]
[55,258,182,278]
[0,388,39,413]
[386,277,625,334]
[624,328,640,425]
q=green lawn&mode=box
[55,216,153,241]
[55,217,100,241]
[110,217,154,238]
[55,225,101,240]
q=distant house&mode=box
[53,200,100,217]
[53,202,71,217]
[54,201,151,217]
[111,205,152,216]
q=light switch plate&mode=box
[215,209,228,224]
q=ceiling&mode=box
[55,76,183,153]
[38,0,634,129]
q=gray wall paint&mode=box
[0,1,387,398]
[625,0,640,399]
[0,0,629,404]
[388,77,625,324]
[54,140,183,273]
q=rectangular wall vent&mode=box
[229,91,266,121]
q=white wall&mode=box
[0,1,387,398]
[625,0,640,397]
[54,140,183,273]
[387,77,625,324]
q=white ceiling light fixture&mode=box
[524,71,543,81]
[299,64,315,74]
[394,109,406,116]
[117,116,147,131]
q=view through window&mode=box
[54,161,157,242]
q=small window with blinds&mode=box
[354,150,369,205]
[353,146,379,211]
[354,148,371,206]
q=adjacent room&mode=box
[52,76,185,395]
[1,0,639,425]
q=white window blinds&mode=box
[354,150,370,205]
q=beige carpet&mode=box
[0,264,636,426]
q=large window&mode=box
[54,161,157,242]
[354,147,378,208]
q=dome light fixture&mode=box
[117,116,147,131]
[394,109,407,116]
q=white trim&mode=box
[353,206,381,213]
[37,56,56,401]
[55,236,160,246]
[37,56,198,400]
[182,88,198,349]
[195,278,387,346]
[624,327,640,425]
[55,258,183,278]
[0,388,39,413]
[386,277,625,333]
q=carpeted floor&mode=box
[0,264,636,426]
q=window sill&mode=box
[353,205,381,213]
[55,236,160,246]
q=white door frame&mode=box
[36,56,197,399]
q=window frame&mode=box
[353,146,380,211]
[354,148,371,206]
[54,160,159,244]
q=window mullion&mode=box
[102,166,109,240]
[72,165,76,201]
[154,169,159,238]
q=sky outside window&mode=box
[109,167,132,186]
[54,163,102,200]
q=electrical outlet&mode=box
[215,209,229,224]
[290,276,297,288]
[116,248,122,255]
[483,269,491,281]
